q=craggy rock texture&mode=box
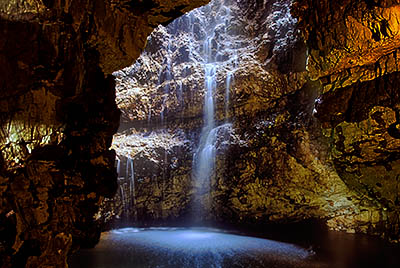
[103,0,400,242]
[0,0,209,267]
[292,0,400,82]
[100,0,309,225]
[3,0,400,266]
[98,129,194,226]
[292,0,400,240]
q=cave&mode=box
[2,0,400,267]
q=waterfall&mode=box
[117,157,137,220]
[193,63,217,187]
[129,158,135,203]
[192,1,235,221]
[125,158,130,181]
[119,183,127,217]
[129,158,138,221]
[116,157,128,218]
[110,0,239,225]
[116,158,121,176]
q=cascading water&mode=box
[116,158,121,176]
[119,182,127,217]
[191,0,237,221]
[115,157,137,220]
[193,64,217,187]
[108,0,239,225]
[128,157,138,221]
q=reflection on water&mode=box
[69,227,400,268]
[69,227,316,268]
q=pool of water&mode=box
[68,227,400,268]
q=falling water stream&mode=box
[191,0,237,221]
[113,0,237,224]
[117,157,138,221]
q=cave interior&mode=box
[2,0,400,267]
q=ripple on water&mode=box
[70,227,320,268]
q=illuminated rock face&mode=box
[0,0,209,267]
[101,0,310,225]
[292,0,400,240]
[293,0,400,83]
[103,0,400,242]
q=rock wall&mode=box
[0,0,209,267]
[292,0,400,240]
[101,0,310,227]
[99,129,194,226]
[103,0,400,242]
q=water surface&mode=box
[69,227,400,268]
[69,227,321,268]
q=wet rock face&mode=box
[99,129,194,226]
[106,0,400,242]
[0,0,209,267]
[115,0,305,126]
[103,0,310,226]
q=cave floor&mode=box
[68,227,400,268]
